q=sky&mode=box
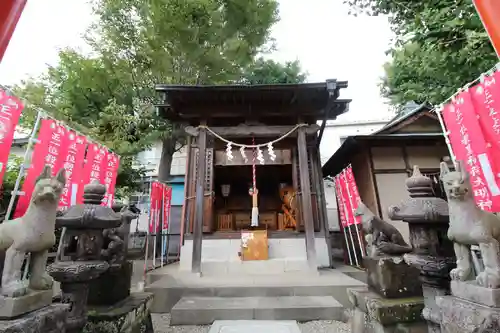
[0,0,395,121]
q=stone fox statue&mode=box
[354,201,411,257]
[0,165,65,297]
[440,160,500,288]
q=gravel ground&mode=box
[151,314,351,333]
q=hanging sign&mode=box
[473,0,500,58]
[15,119,68,217]
[0,90,23,186]
[102,152,120,207]
[162,184,172,231]
[442,90,500,211]
[59,131,87,209]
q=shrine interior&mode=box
[213,164,293,232]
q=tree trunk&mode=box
[158,136,176,182]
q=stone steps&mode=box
[170,296,344,325]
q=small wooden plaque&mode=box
[240,229,269,261]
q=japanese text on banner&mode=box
[334,176,350,228]
[162,185,172,231]
[14,119,68,217]
[101,153,120,207]
[344,167,362,225]
[442,91,500,211]
[78,143,108,203]
[59,132,87,209]
[0,91,24,185]
[149,181,161,234]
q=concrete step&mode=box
[170,296,344,325]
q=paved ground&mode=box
[135,261,353,332]
[151,314,351,333]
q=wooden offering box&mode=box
[240,229,269,261]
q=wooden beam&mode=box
[191,123,207,274]
[185,124,320,138]
[179,135,192,248]
[297,126,317,270]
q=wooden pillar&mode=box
[192,123,207,273]
[314,147,333,267]
[179,135,192,247]
[297,126,317,270]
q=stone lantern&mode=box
[47,181,122,333]
[388,165,455,333]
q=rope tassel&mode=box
[251,137,259,227]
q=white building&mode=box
[318,117,391,231]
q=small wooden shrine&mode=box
[156,81,350,273]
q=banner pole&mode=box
[342,226,354,266]
[434,106,457,164]
[343,169,366,257]
[5,110,43,220]
[143,177,153,285]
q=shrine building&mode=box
[155,81,350,274]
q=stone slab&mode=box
[0,290,53,319]
[450,280,500,307]
[209,320,301,333]
[170,296,343,325]
[0,303,69,333]
[436,295,500,332]
[347,287,424,326]
[364,256,422,299]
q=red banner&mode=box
[102,152,120,207]
[162,184,172,231]
[473,0,500,58]
[0,0,27,63]
[442,90,500,211]
[344,166,362,225]
[0,90,23,185]
[78,143,108,203]
[149,181,161,234]
[15,119,69,217]
[59,132,87,209]
[334,176,350,228]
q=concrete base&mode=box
[0,290,53,319]
[0,303,69,333]
[145,263,366,313]
[179,237,331,275]
[170,296,343,325]
[437,295,500,332]
[450,280,500,308]
[209,320,301,333]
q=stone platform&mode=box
[0,303,69,333]
[0,290,53,319]
[208,320,301,333]
[145,262,365,325]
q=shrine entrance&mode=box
[155,81,351,274]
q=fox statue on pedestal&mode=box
[0,165,65,297]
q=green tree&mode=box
[12,0,307,195]
[344,0,498,109]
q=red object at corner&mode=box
[473,0,500,58]
[0,0,27,63]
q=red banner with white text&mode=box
[334,175,351,227]
[77,143,108,204]
[14,119,69,217]
[149,181,161,234]
[102,152,120,207]
[442,87,500,211]
[162,184,172,231]
[59,132,87,209]
[0,90,23,186]
[344,166,362,225]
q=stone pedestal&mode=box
[0,303,69,333]
[88,261,133,306]
[0,290,53,319]
[83,292,154,333]
[348,288,427,333]
[436,281,500,332]
[348,256,425,332]
[365,256,422,299]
